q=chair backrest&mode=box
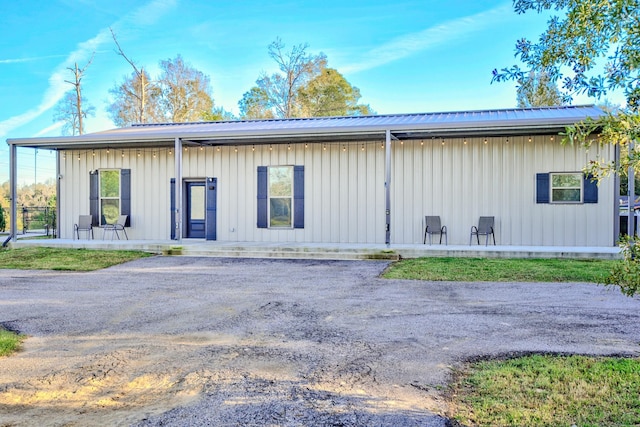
[478,216,494,233]
[425,216,441,230]
[78,215,92,229]
[117,215,128,227]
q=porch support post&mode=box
[613,144,620,242]
[9,143,17,242]
[174,137,183,241]
[385,129,391,246]
[629,139,636,237]
[55,150,60,238]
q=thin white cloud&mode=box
[342,3,512,74]
[0,54,67,64]
[34,122,64,137]
[0,0,177,139]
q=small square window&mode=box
[551,173,582,203]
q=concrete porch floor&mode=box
[6,236,622,260]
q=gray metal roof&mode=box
[7,105,605,149]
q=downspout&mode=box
[174,137,183,241]
[385,129,391,247]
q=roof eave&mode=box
[6,117,599,150]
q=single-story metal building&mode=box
[6,105,619,247]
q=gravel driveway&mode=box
[0,256,638,426]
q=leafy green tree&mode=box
[606,236,640,296]
[202,106,236,121]
[239,87,274,119]
[298,68,374,117]
[492,0,640,192]
[240,39,374,119]
[492,1,640,109]
[158,55,213,122]
[516,70,566,108]
[240,38,326,119]
[0,205,5,233]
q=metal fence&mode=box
[22,206,56,237]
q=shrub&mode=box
[606,236,640,296]
[0,206,5,233]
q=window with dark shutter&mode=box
[536,172,597,204]
[257,165,304,229]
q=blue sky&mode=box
[0,0,619,185]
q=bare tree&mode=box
[158,55,213,122]
[53,55,95,135]
[108,27,161,125]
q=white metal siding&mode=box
[60,141,387,243]
[59,135,614,246]
[391,135,615,246]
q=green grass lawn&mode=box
[384,257,615,283]
[0,247,152,271]
[449,354,640,426]
[0,329,24,357]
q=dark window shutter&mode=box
[257,166,268,228]
[206,177,217,240]
[120,169,131,226]
[170,178,176,240]
[536,173,550,204]
[293,165,304,228]
[89,171,99,226]
[584,174,598,203]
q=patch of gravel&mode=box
[0,256,638,426]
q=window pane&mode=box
[101,199,120,225]
[269,166,292,197]
[552,174,581,188]
[270,198,291,227]
[100,170,120,197]
[190,185,205,220]
[552,189,581,202]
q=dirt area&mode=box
[0,257,638,426]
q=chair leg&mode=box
[423,229,427,244]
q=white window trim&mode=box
[268,165,294,228]
[99,169,122,225]
[550,172,583,204]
